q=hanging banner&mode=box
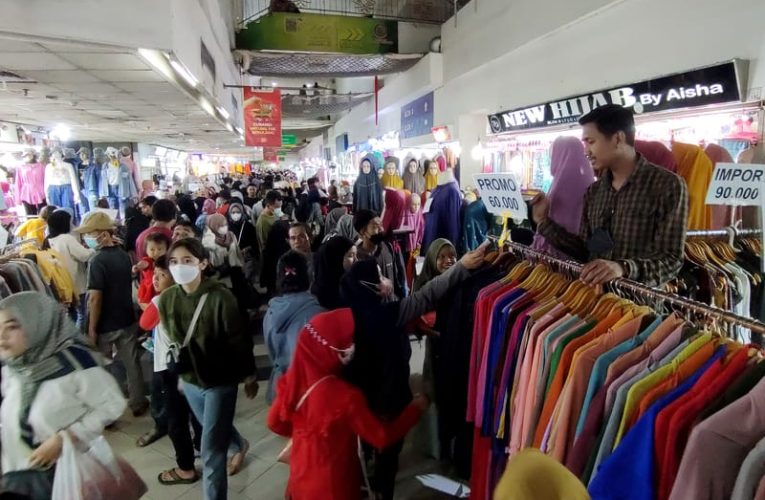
[263,147,279,163]
[487,60,746,134]
[401,92,434,139]
[243,88,282,147]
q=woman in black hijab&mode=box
[352,154,383,214]
[339,242,487,499]
[176,194,198,224]
[260,220,291,295]
[311,236,356,310]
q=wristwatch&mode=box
[617,260,632,279]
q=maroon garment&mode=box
[636,140,678,173]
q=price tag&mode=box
[705,163,765,206]
[472,173,528,221]
[423,197,434,214]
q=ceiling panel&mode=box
[97,70,165,82]
[0,40,46,52]
[39,42,126,54]
[113,82,174,93]
[21,70,101,83]
[51,82,124,94]
[0,53,77,71]
[59,53,149,71]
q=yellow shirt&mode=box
[614,332,712,446]
[15,218,47,247]
[494,448,589,500]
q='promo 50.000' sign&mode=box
[473,173,528,221]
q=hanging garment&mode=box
[16,163,47,206]
[672,142,714,230]
[462,199,495,253]
[635,141,678,173]
[421,176,462,255]
[352,154,383,214]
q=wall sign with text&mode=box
[488,60,745,134]
[705,163,765,206]
[472,173,528,220]
[401,92,434,139]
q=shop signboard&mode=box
[487,61,745,134]
[263,148,279,162]
[243,88,282,147]
[282,134,297,147]
[236,12,398,55]
[401,92,434,139]
[336,133,349,153]
[472,173,528,221]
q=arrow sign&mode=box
[342,27,364,41]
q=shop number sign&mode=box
[473,173,528,221]
[705,163,765,206]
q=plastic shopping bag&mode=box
[52,433,147,500]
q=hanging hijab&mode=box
[382,188,406,237]
[423,160,439,191]
[402,156,425,194]
[672,142,714,230]
[1,292,99,447]
[531,136,595,259]
[635,140,678,173]
[205,213,233,247]
[493,448,590,500]
[381,157,404,189]
[402,193,425,253]
[335,214,358,242]
[353,154,383,214]
[413,238,455,292]
[271,308,356,429]
[312,236,354,310]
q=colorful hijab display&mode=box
[381,157,404,190]
[402,156,425,194]
[353,154,383,214]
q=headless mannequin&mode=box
[17,150,47,215]
[100,147,137,220]
[44,150,81,214]
[120,146,142,198]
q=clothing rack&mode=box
[1,238,38,256]
[502,240,765,338]
[686,228,762,238]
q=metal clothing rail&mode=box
[503,241,765,337]
[686,228,762,238]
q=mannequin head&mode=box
[120,146,131,158]
[361,159,372,175]
[377,168,384,179]
[408,160,418,174]
[409,194,421,213]
[105,147,119,164]
[428,161,439,176]
[384,162,398,177]
[77,147,90,164]
[23,149,36,164]
[51,150,63,164]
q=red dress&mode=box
[268,376,421,500]
[136,257,156,305]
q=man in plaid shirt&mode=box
[532,104,689,287]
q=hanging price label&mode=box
[472,173,528,221]
[705,163,765,206]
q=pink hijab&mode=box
[202,198,216,215]
[705,143,736,229]
[402,193,425,252]
[532,136,595,259]
[635,140,678,172]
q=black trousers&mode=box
[365,439,404,500]
[159,370,202,471]
[22,201,46,216]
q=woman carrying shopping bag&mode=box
[0,292,139,500]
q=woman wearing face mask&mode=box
[0,292,129,499]
[44,210,95,329]
[196,197,217,233]
[159,238,259,499]
[263,251,325,404]
[226,200,258,260]
[268,308,429,500]
[352,155,383,214]
[311,236,357,310]
[340,241,489,500]
[201,214,244,287]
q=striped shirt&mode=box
[538,154,689,286]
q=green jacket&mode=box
[158,278,256,387]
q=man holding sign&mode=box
[531,105,689,287]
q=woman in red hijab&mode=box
[268,308,428,500]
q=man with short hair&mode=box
[138,195,158,217]
[173,220,198,241]
[77,212,148,417]
[244,184,259,208]
[532,104,688,286]
[135,198,176,260]
[255,190,283,253]
[353,209,407,300]
[288,222,314,280]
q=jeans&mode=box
[46,184,75,213]
[161,371,202,471]
[97,325,147,411]
[106,184,128,221]
[181,381,245,500]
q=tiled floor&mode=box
[106,387,454,499]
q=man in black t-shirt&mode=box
[76,212,149,417]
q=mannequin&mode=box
[423,159,439,192]
[402,156,425,195]
[421,168,462,254]
[44,150,81,214]
[78,147,100,214]
[380,156,404,189]
[352,154,383,214]
[38,146,51,166]
[120,146,142,198]
[16,148,47,215]
[99,147,137,220]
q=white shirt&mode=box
[48,233,95,295]
[43,160,81,203]
[151,296,171,372]
[1,365,126,473]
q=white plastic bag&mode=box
[52,433,147,500]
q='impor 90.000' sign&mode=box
[705,163,765,207]
[472,173,528,221]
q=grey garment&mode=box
[395,261,469,326]
[590,337,694,482]
[732,435,765,500]
[97,324,147,411]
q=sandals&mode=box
[136,430,165,447]
[158,468,199,485]
[227,439,250,476]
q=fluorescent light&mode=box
[200,98,216,117]
[217,106,230,119]
[170,59,198,88]
[235,127,244,136]
[225,122,234,132]
[50,124,71,141]
[137,48,174,81]
[271,82,277,87]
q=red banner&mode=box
[243,88,282,147]
[263,147,279,163]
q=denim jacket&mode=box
[99,161,137,199]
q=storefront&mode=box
[481,60,761,191]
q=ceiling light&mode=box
[170,60,198,88]
[225,123,234,132]
[50,124,71,141]
[200,98,216,117]
[137,48,174,81]
[217,106,230,119]
[271,82,277,88]
[235,127,244,136]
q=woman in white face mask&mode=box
[159,238,259,499]
[226,201,259,286]
[201,214,244,289]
